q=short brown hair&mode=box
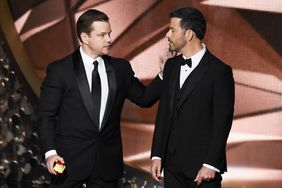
[76,9,109,42]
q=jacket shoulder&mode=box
[47,53,73,70]
[104,55,129,64]
[103,55,131,70]
[206,52,233,82]
[207,51,232,72]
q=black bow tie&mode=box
[180,58,192,68]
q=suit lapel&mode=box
[100,55,116,131]
[176,51,210,109]
[168,56,182,113]
[72,49,99,129]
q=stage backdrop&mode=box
[8,0,282,187]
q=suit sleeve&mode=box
[37,63,64,154]
[150,60,171,159]
[126,63,162,107]
[150,91,166,158]
[205,66,235,169]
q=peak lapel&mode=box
[72,50,99,129]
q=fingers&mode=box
[150,159,162,182]
[194,166,216,186]
[172,51,178,57]
[159,56,165,76]
[46,154,65,175]
[151,164,159,181]
[155,163,162,182]
[57,156,65,163]
[194,174,203,186]
[46,158,56,175]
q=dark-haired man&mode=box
[38,9,160,188]
[150,7,234,188]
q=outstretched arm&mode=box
[126,65,162,107]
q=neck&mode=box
[181,41,203,58]
[81,45,99,59]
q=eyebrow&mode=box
[97,30,112,35]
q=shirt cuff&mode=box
[203,163,220,173]
[151,156,161,161]
[45,150,57,160]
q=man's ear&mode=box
[80,32,89,44]
[185,29,194,41]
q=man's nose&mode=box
[105,34,111,43]
[165,31,170,38]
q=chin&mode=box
[169,46,176,51]
[101,51,109,55]
[103,49,110,55]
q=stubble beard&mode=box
[169,45,179,53]
[168,43,177,52]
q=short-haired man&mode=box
[38,9,160,188]
[150,7,235,188]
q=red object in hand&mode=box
[53,160,65,175]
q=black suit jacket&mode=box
[151,50,234,177]
[38,49,161,180]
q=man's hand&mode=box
[194,166,216,186]
[46,154,64,175]
[150,159,162,182]
[159,48,178,77]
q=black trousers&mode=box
[49,178,117,188]
[164,152,222,188]
[49,168,118,188]
[164,167,222,188]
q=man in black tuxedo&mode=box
[150,7,235,188]
[38,9,160,188]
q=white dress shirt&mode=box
[45,47,109,159]
[152,44,220,173]
[179,45,206,88]
[79,47,109,128]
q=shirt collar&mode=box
[183,43,206,67]
[79,46,104,69]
